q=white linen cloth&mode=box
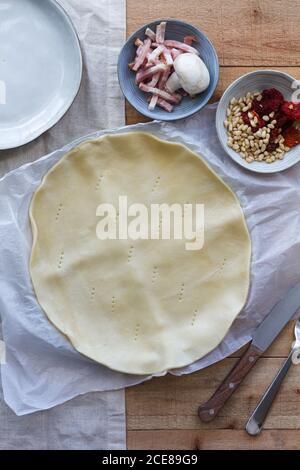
[1,103,300,427]
[0,0,126,450]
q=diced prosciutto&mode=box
[162,47,173,66]
[158,67,172,89]
[147,45,165,64]
[139,82,181,104]
[147,95,173,112]
[148,94,158,110]
[170,48,182,60]
[135,63,167,84]
[156,98,174,112]
[144,50,160,68]
[145,27,156,41]
[163,40,199,54]
[132,38,152,71]
[156,21,166,44]
[136,44,144,56]
[148,72,161,87]
[134,38,144,47]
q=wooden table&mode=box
[125,0,300,450]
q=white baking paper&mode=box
[1,103,300,416]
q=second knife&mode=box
[198,281,300,422]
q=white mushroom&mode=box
[166,53,210,96]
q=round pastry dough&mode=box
[30,132,251,375]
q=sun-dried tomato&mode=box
[266,142,279,152]
[253,88,284,116]
[269,127,282,142]
[273,110,290,130]
[242,110,264,131]
[242,111,251,126]
[282,126,300,148]
[281,101,300,121]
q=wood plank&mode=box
[127,429,300,450]
[125,66,300,125]
[126,356,300,431]
[126,0,300,66]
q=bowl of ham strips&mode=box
[118,19,219,121]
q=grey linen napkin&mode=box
[0,0,127,450]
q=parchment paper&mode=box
[1,103,300,418]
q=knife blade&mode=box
[198,281,300,422]
[252,281,300,352]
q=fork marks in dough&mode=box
[191,309,198,326]
[152,266,159,284]
[58,250,64,269]
[134,323,140,341]
[95,175,104,191]
[128,246,134,263]
[90,287,96,302]
[151,176,161,192]
[178,283,185,302]
[55,203,64,221]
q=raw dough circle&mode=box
[30,132,251,374]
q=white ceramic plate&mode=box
[0,0,82,150]
[216,70,300,173]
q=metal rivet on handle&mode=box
[209,409,215,416]
[229,382,235,389]
[249,356,255,363]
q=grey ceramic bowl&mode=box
[216,70,300,173]
[118,19,219,121]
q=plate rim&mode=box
[0,0,83,150]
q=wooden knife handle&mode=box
[198,343,262,422]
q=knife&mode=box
[198,281,300,423]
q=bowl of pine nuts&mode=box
[216,70,300,173]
